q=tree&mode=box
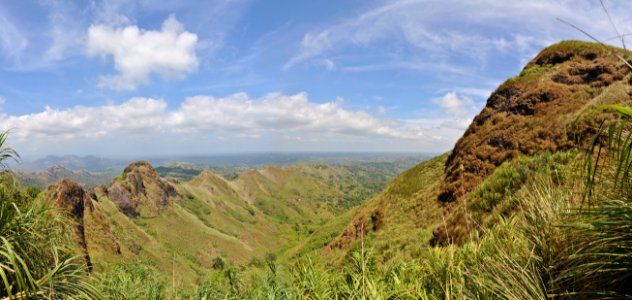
[212,256,225,270]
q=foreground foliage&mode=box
[0,130,99,299]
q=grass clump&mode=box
[97,259,166,299]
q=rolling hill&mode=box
[42,157,423,286]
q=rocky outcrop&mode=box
[433,41,632,245]
[439,41,630,203]
[46,179,93,268]
[105,160,179,217]
[46,179,122,269]
[46,178,121,269]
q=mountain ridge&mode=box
[322,40,632,256]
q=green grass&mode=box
[0,171,99,297]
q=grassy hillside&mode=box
[318,41,632,260]
[320,153,448,263]
[79,159,419,289]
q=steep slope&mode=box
[439,41,629,203]
[434,41,632,245]
[327,40,632,256]
[45,179,121,269]
[318,154,447,262]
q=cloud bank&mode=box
[0,92,471,156]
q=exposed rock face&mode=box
[438,41,630,203]
[45,179,93,268]
[106,160,179,217]
[46,179,122,269]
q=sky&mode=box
[0,0,631,159]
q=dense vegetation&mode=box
[0,131,99,299]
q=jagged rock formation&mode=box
[45,179,93,268]
[46,179,122,269]
[105,160,179,217]
[433,41,632,245]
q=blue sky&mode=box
[0,0,630,158]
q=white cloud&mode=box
[0,92,425,144]
[169,92,422,139]
[433,92,475,116]
[42,0,88,63]
[0,97,167,140]
[87,14,199,90]
[284,31,331,70]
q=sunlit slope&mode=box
[318,154,447,262]
[327,40,632,258]
[77,160,409,284]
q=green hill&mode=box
[48,158,419,288]
[321,41,632,260]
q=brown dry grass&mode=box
[440,41,631,203]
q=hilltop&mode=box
[320,40,632,257]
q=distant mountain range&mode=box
[14,165,116,190]
[17,152,433,173]
[18,155,127,173]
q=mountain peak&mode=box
[106,160,179,217]
[45,178,93,268]
[438,40,630,204]
[123,160,155,174]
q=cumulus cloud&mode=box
[169,92,421,139]
[0,92,425,145]
[0,98,167,140]
[86,15,199,90]
[433,92,475,116]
